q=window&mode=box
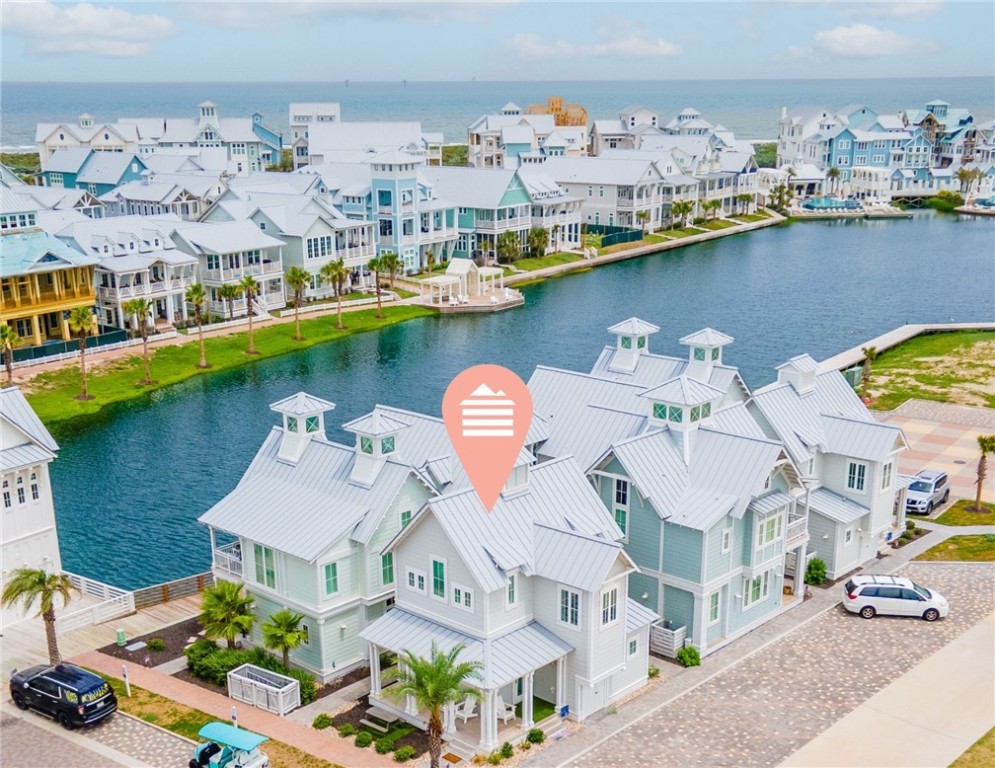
[306,235,333,260]
[406,567,426,593]
[30,472,39,501]
[653,402,667,420]
[300,624,310,646]
[381,553,394,585]
[253,544,276,588]
[637,336,646,349]
[881,462,893,490]
[620,336,631,349]
[711,347,720,361]
[844,527,854,545]
[743,570,771,608]
[847,461,867,492]
[614,507,627,536]
[452,585,473,611]
[628,639,638,657]
[381,436,395,454]
[756,514,783,547]
[286,416,298,433]
[559,588,580,627]
[16,482,25,504]
[431,559,445,598]
[700,402,711,419]
[693,347,706,361]
[690,405,701,422]
[360,436,374,454]
[305,416,319,433]
[668,406,683,423]
[720,527,732,554]
[601,587,618,626]
[507,574,517,607]
[709,592,720,624]
[400,510,412,529]
[49,173,64,186]
[324,562,338,594]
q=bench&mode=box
[360,707,399,733]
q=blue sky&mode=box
[2,1,993,82]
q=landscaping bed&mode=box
[328,695,428,759]
[98,615,202,666]
[514,253,584,271]
[891,520,929,548]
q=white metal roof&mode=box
[608,317,660,336]
[270,392,336,417]
[809,487,869,525]
[533,524,630,592]
[0,387,59,454]
[679,328,734,347]
[639,376,725,406]
[625,598,658,633]
[342,411,411,437]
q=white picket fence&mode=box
[13,331,179,370]
[56,572,135,637]
[277,292,398,318]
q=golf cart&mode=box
[189,722,270,768]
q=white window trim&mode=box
[881,461,893,491]
[452,583,474,612]
[506,572,518,610]
[846,461,868,494]
[430,555,447,602]
[406,567,426,594]
[300,623,310,647]
[708,592,721,625]
[755,513,783,548]
[600,586,619,629]
[720,527,732,555]
[844,527,854,545]
[323,561,340,595]
[558,585,582,631]
[628,638,638,657]
[742,570,772,610]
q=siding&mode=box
[486,570,532,635]
[806,511,838,574]
[320,604,364,675]
[365,480,430,598]
[284,554,318,605]
[627,572,658,615]
[726,570,782,635]
[662,585,694,635]
[589,576,628,689]
[248,591,323,673]
[704,517,735,581]
[662,523,702,582]
[533,576,585,706]
[596,465,661,571]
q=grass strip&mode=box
[514,253,584,271]
[914,534,995,562]
[934,499,995,526]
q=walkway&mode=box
[71,650,396,768]
[817,322,995,373]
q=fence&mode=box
[583,223,643,248]
[13,329,179,369]
[56,572,135,637]
[649,622,688,659]
[276,292,398,318]
[227,663,301,716]
[132,572,213,610]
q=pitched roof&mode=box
[0,387,59,454]
[679,328,734,346]
[626,597,658,632]
[45,148,92,174]
[170,220,287,254]
[608,317,660,336]
[270,392,336,417]
[77,153,144,185]
[533,524,630,592]
[809,487,868,524]
[639,376,724,406]
[0,231,99,278]
[342,411,410,437]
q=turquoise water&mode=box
[3,77,993,146]
[51,213,995,588]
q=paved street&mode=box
[1,711,123,768]
[84,710,194,767]
[564,562,994,768]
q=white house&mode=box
[288,103,342,169]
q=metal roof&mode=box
[360,609,571,689]
[625,598,658,633]
[776,354,819,373]
[0,442,55,473]
[639,376,725,406]
[589,346,744,398]
[809,487,868,525]
[749,491,794,516]
[269,392,336,417]
[607,318,660,336]
[822,415,905,462]
[342,411,411,437]
[679,328,734,347]
[533,524,629,592]
[0,387,59,454]
[171,220,287,254]
[0,231,99,278]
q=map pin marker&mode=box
[443,364,533,513]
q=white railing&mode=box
[277,292,398,318]
[12,331,180,370]
[204,262,282,282]
[213,542,243,578]
[56,572,135,637]
[786,514,808,542]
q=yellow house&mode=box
[1,213,100,348]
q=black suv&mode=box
[10,663,117,729]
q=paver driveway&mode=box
[1,711,122,768]
[567,562,994,768]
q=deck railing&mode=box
[786,513,808,543]
[213,542,243,578]
[56,572,135,637]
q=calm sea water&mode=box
[49,212,995,589]
[3,77,993,147]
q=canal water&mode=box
[53,213,995,588]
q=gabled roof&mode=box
[533,524,631,592]
[608,317,660,336]
[821,415,906,461]
[270,392,335,417]
[0,387,59,454]
[0,231,99,277]
[77,153,144,185]
[170,220,287,254]
[45,148,92,174]
[679,328,734,347]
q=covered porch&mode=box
[361,609,570,754]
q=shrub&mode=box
[805,557,827,586]
[526,728,545,744]
[925,191,964,212]
[286,667,318,706]
[900,531,912,541]
[312,713,333,730]
[394,746,417,763]
[519,741,532,751]
[147,638,166,652]
[184,641,317,704]
[471,756,488,766]
[906,519,917,530]
[355,731,374,748]
[338,723,357,737]
[375,738,393,754]
[648,666,660,679]
[500,742,514,759]
[487,752,502,765]
[676,645,701,667]
[693,216,706,225]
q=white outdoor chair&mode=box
[495,695,516,724]
[448,296,458,307]
[490,295,500,305]
[461,294,470,305]
[454,694,478,724]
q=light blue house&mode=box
[41,149,147,196]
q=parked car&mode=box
[9,663,117,729]
[905,470,950,515]
[842,574,948,621]
[190,721,270,768]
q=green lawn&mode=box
[25,306,435,430]
[867,330,995,411]
[699,219,739,230]
[514,253,584,271]
[731,213,770,223]
[952,726,995,768]
[914,535,995,562]
[652,228,698,238]
[934,499,995,526]
[515,697,556,722]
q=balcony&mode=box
[786,513,808,544]
[475,216,529,231]
[204,261,281,283]
[213,542,243,579]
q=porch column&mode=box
[444,702,456,735]
[209,528,217,568]
[165,296,175,324]
[521,672,534,730]
[59,313,71,341]
[792,544,805,598]
[402,662,416,715]
[30,315,42,347]
[370,644,381,697]
[480,689,497,751]
[555,657,566,711]
[692,594,706,648]
[117,303,126,330]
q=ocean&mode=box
[2,77,993,149]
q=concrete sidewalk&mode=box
[782,612,995,768]
[71,650,396,768]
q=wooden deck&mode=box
[1,593,201,672]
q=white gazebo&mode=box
[477,266,505,295]
[420,274,461,305]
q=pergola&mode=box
[420,274,461,305]
[477,266,505,295]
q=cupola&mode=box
[679,327,733,382]
[270,392,335,464]
[79,114,94,129]
[342,409,411,487]
[607,317,660,372]
[641,376,723,463]
[775,354,818,396]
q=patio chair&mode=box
[454,694,478,724]
[490,295,500,305]
[495,694,516,724]
[448,296,458,307]
[461,294,470,305]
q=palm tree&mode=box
[320,258,349,330]
[218,283,242,322]
[185,283,210,369]
[671,200,693,228]
[262,609,306,669]
[826,166,841,195]
[972,435,995,512]
[239,275,260,355]
[954,166,974,195]
[425,249,435,273]
[635,210,650,233]
[0,323,22,386]
[770,183,792,213]
[736,193,753,215]
[367,256,385,319]
[385,643,482,768]
[380,251,402,290]
[67,306,95,401]
[123,297,154,385]
[199,580,255,650]
[2,568,79,664]
[284,266,310,342]
[527,226,549,257]
[496,231,521,264]
[860,346,877,401]
[551,223,561,250]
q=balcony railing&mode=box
[213,542,243,578]
[204,261,281,282]
[476,216,529,231]
[786,513,807,543]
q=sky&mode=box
[1,0,993,82]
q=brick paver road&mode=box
[1,711,122,768]
[85,711,194,768]
[569,562,995,768]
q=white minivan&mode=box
[842,574,948,622]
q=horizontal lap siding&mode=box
[662,585,694,635]
[806,512,838,574]
[662,523,702,582]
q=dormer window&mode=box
[361,436,374,454]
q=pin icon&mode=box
[442,364,533,513]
